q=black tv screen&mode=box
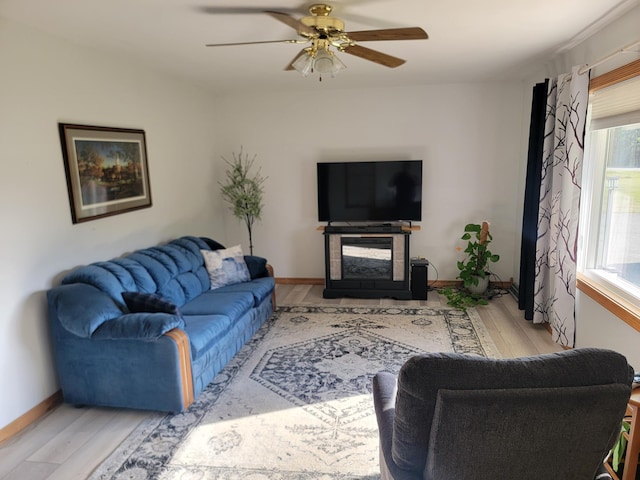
[317,160,422,222]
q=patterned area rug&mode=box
[88,305,499,480]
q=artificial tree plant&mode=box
[219,147,266,255]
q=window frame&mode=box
[578,59,640,333]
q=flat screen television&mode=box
[317,160,423,223]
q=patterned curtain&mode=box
[532,65,589,347]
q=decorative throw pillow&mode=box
[201,245,251,289]
[122,291,181,317]
[244,255,268,279]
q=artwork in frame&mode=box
[59,123,152,223]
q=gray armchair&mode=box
[373,348,633,480]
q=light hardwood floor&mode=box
[0,284,561,480]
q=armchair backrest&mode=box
[392,349,633,478]
[425,384,629,479]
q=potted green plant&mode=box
[441,222,500,311]
[456,221,500,294]
[610,420,630,474]
[219,147,266,255]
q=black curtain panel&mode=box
[518,80,548,320]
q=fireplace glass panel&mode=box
[341,237,393,280]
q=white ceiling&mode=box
[2,0,638,93]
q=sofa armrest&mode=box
[91,313,185,340]
[48,283,123,338]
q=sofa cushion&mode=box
[201,245,251,289]
[182,314,234,360]
[180,290,254,322]
[122,292,181,317]
[213,277,275,306]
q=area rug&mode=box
[88,305,499,480]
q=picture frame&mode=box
[59,123,152,223]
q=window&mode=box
[580,65,640,312]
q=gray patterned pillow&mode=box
[201,245,251,289]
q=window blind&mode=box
[589,74,640,130]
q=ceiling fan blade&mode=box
[206,39,296,47]
[341,44,406,68]
[285,49,309,71]
[265,11,317,37]
[347,27,428,42]
[196,6,301,15]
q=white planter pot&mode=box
[467,275,489,295]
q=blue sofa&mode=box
[46,236,275,412]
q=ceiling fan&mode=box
[204,4,428,79]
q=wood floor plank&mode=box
[477,304,529,357]
[273,284,293,304]
[0,405,89,478]
[473,304,514,358]
[43,410,147,480]
[281,284,312,304]
[2,460,58,480]
[27,408,120,464]
[498,295,561,353]
[305,285,341,304]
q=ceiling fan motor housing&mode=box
[301,16,344,36]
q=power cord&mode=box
[422,260,508,299]
[427,260,439,290]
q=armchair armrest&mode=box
[373,371,398,450]
[91,313,185,340]
[373,372,421,480]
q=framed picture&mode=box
[59,123,152,223]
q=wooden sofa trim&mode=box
[266,263,277,310]
[165,328,195,409]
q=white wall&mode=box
[212,83,525,284]
[515,5,640,368]
[0,18,226,429]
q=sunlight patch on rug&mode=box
[88,305,499,480]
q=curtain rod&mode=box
[578,39,640,75]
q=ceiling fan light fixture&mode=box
[329,53,346,76]
[292,51,314,77]
[313,49,334,74]
[310,48,346,79]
